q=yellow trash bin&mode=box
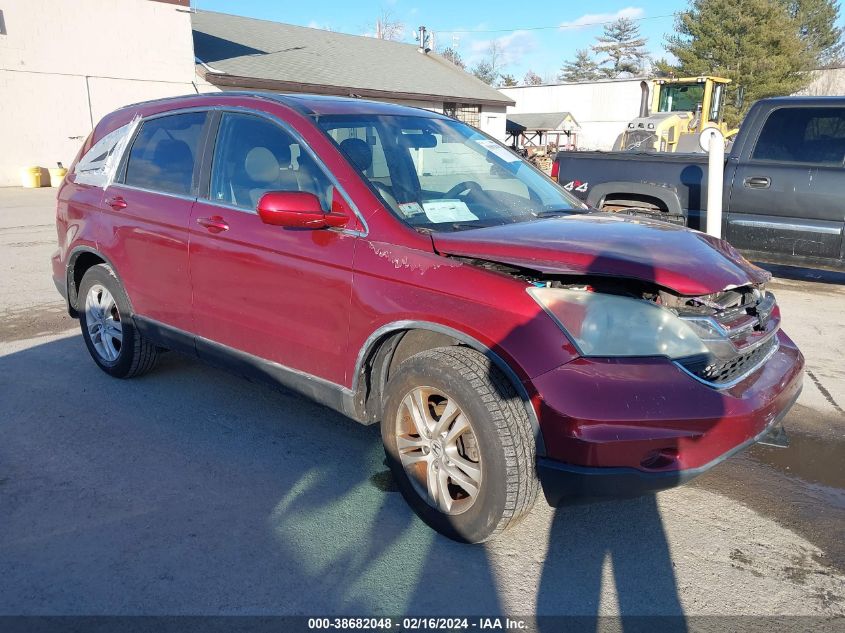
[48,167,68,187]
[21,166,44,188]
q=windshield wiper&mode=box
[534,209,575,218]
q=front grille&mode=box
[679,336,778,385]
[622,130,657,150]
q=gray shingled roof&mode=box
[192,11,514,106]
[506,113,580,133]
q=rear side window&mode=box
[752,107,845,166]
[74,122,136,187]
[124,112,207,195]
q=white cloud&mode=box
[468,30,537,67]
[307,20,332,31]
[559,7,644,30]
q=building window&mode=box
[444,102,481,128]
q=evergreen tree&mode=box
[471,60,498,85]
[500,74,518,87]
[470,42,504,85]
[664,0,813,126]
[441,46,466,70]
[651,58,676,78]
[782,0,844,65]
[523,70,543,85]
[558,49,601,82]
[592,18,650,78]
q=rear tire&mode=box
[78,264,159,378]
[381,346,539,543]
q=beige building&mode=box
[0,0,197,186]
[0,1,513,187]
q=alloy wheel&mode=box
[84,284,123,362]
[394,386,483,515]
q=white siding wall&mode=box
[0,0,197,186]
[500,80,646,150]
[796,67,845,96]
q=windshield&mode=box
[658,84,704,113]
[316,114,585,232]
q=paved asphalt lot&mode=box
[1,187,843,619]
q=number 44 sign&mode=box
[563,180,589,193]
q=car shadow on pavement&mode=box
[0,334,502,615]
[0,333,686,623]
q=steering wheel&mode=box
[444,180,483,200]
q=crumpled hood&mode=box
[432,213,770,296]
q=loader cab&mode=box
[653,76,730,128]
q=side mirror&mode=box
[257,191,348,229]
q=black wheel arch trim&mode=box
[586,181,684,217]
[353,320,547,456]
[66,246,135,317]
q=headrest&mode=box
[244,147,280,184]
[339,138,372,172]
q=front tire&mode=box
[78,264,159,378]
[381,346,539,543]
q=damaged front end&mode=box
[457,256,781,389]
[660,286,780,388]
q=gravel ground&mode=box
[0,187,843,620]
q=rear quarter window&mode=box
[752,107,845,166]
[123,112,207,196]
[74,122,137,187]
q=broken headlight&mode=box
[528,287,709,359]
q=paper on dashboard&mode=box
[422,199,478,223]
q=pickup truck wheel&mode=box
[381,346,539,543]
[78,264,159,378]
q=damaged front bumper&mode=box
[530,329,804,505]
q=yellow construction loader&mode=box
[614,76,737,152]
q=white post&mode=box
[699,128,725,238]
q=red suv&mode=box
[53,93,803,542]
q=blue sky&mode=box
[192,0,689,81]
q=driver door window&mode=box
[210,113,333,210]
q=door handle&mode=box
[196,215,229,233]
[106,196,127,211]
[744,176,771,189]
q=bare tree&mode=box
[374,8,405,41]
[471,41,505,85]
[523,70,543,85]
[487,41,505,75]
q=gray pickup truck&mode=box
[554,96,845,271]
